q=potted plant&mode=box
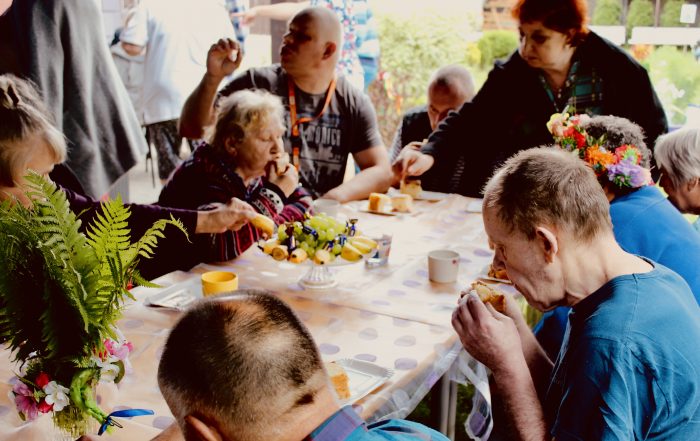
[0,174,186,438]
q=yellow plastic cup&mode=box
[201,271,238,296]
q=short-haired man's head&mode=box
[427,65,475,130]
[0,74,66,187]
[158,291,326,441]
[210,89,285,152]
[428,65,476,104]
[513,0,589,46]
[287,7,342,65]
[483,147,612,242]
[655,127,700,189]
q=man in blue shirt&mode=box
[453,147,700,440]
[150,291,448,441]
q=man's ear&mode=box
[535,226,558,263]
[686,177,700,192]
[184,414,225,441]
[322,42,337,60]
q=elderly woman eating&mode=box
[0,74,257,279]
[158,89,312,261]
[534,114,700,359]
[655,127,700,228]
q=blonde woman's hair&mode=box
[210,89,285,152]
[0,74,67,187]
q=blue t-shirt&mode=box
[545,262,700,440]
[535,186,700,359]
[307,406,448,440]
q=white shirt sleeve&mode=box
[119,5,149,47]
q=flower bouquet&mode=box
[547,112,652,189]
[0,174,187,437]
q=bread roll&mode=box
[470,281,507,313]
[368,193,391,212]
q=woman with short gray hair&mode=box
[655,128,700,219]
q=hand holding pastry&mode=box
[268,153,298,197]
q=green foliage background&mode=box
[626,0,655,36]
[477,30,519,68]
[644,47,700,125]
[660,0,684,27]
[593,0,623,25]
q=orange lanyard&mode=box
[287,76,337,170]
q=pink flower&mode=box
[35,372,50,389]
[104,338,133,366]
[12,382,39,421]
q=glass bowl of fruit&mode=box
[259,213,378,289]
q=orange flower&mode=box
[585,146,616,174]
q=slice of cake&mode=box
[470,281,507,313]
[391,194,413,213]
[400,178,422,199]
[325,362,350,400]
[368,192,391,212]
[487,264,509,281]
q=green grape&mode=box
[327,228,336,238]
[278,229,288,241]
[305,236,315,246]
[332,243,341,255]
[317,230,327,241]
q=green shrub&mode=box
[593,0,622,25]
[369,14,475,144]
[626,0,655,37]
[477,30,519,68]
[645,46,700,125]
[660,0,684,27]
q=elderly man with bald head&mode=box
[389,65,475,193]
[180,6,392,202]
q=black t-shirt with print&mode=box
[219,65,383,197]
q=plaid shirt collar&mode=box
[304,406,366,440]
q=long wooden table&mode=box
[0,194,494,440]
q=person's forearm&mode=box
[179,74,224,139]
[493,358,550,441]
[516,321,554,400]
[326,165,392,203]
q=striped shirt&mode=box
[158,143,312,262]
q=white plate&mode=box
[360,207,399,216]
[145,277,203,311]
[335,358,393,405]
[414,190,448,202]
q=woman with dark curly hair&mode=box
[534,114,700,360]
[393,0,667,197]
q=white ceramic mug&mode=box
[313,198,341,217]
[427,250,460,283]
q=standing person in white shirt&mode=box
[120,0,235,183]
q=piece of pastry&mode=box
[325,362,350,400]
[391,194,413,213]
[400,178,422,199]
[274,152,290,176]
[470,281,507,313]
[487,264,509,281]
[368,193,391,212]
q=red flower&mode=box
[573,131,586,148]
[37,399,53,414]
[35,372,50,389]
